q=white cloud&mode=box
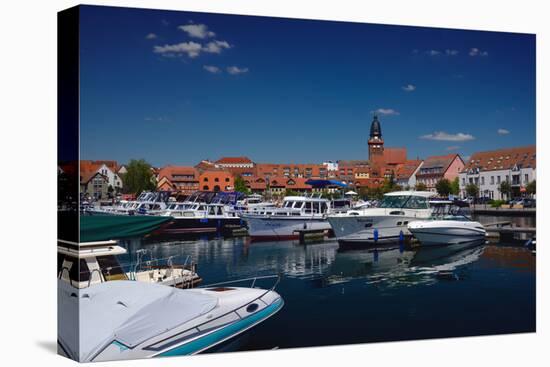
[145,33,157,40]
[469,48,489,57]
[203,65,221,74]
[402,84,416,92]
[227,66,249,75]
[497,128,510,135]
[178,24,215,39]
[445,49,459,56]
[420,131,475,142]
[153,41,203,58]
[374,108,400,116]
[203,40,231,54]
[426,50,440,56]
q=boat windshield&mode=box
[379,195,429,209]
[379,195,410,208]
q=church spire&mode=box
[370,114,382,138]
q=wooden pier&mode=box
[484,221,536,241]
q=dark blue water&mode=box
[118,235,535,351]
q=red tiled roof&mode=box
[395,160,423,179]
[215,156,253,164]
[80,172,108,184]
[157,166,199,182]
[284,177,312,190]
[421,154,461,170]
[462,145,536,172]
[383,148,407,165]
[80,160,118,173]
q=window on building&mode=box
[525,174,529,183]
[462,178,465,186]
[481,177,485,185]
[225,177,230,182]
[204,177,208,182]
[215,177,219,182]
[490,176,494,185]
[497,176,501,184]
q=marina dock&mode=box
[485,221,536,241]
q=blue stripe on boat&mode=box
[158,298,283,357]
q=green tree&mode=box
[465,183,479,198]
[285,189,300,196]
[450,177,460,195]
[121,159,156,195]
[415,182,427,191]
[381,176,401,194]
[498,181,512,200]
[233,176,251,194]
[526,180,536,196]
[435,179,452,197]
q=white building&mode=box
[458,146,536,200]
[395,160,423,189]
[80,160,124,192]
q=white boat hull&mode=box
[328,211,429,244]
[408,220,486,246]
[243,215,331,240]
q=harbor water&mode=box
[117,219,535,351]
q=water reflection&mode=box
[118,237,490,290]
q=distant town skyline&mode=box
[79,5,536,167]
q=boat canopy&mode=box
[58,280,217,362]
[384,190,436,198]
[305,179,348,188]
[80,216,172,242]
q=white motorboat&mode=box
[408,200,486,246]
[159,202,243,234]
[327,191,436,245]
[58,276,284,362]
[58,239,202,289]
[89,191,170,216]
[234,194,277,213]
[241,195,332,241]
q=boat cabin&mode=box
[57,240,201,289]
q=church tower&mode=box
[368,114,384,161]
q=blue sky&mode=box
[79,5,536,167]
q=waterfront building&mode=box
[157,166,200,195]
[80,171,109,199]
[415,154,464,192]
[199,170,234,192]
[458,145,536,200]
[395,160,424,189]
[80,160,124,192]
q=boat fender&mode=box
[373,229,379,243]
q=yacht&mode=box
[89,191,170,216]
[159,202,243,235]
[327,191,436,245]
[234,194,277,213]
[241,195,332,241]
[58,276,284,362]
[58,239,202,289]
[407,200,486,246]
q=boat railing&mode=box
[200,274,281,292]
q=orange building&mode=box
[199,170,234,192]
[157,166,200,195]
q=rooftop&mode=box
[462,145,536,172]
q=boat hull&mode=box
[243,215,331,241]
[328,214,419,244]
[408,221,486,246]
[161,217,243,234]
